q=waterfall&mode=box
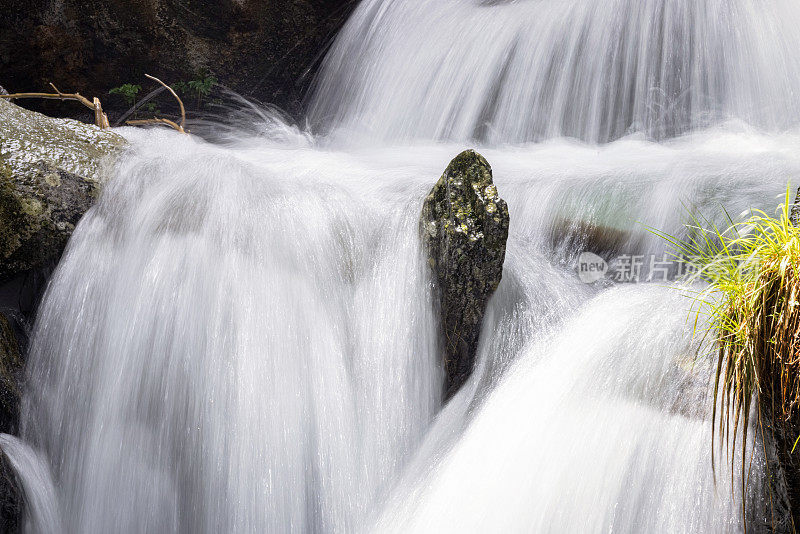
[375,285,750,532]
[7,0,800,532]
[16,129,442,532]
[310,0,800,144]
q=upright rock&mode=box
[421,150,509,398]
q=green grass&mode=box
[653,186,800,523]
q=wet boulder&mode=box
[0,313,22,533]
[0,447,22,534]
[0,98,126,280]
[0,314,22,436]
[421,150,509,398]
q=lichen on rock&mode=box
[421,149,509,398]
[0,98,126,279]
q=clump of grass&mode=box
[655,186,800,519]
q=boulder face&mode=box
[754,414,797,533]
[0,314,22,436]
[0,98,126,280]
[0,449,22,534]
[0,0,355,120]
[421,150,509,398]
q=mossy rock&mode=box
[421,150,509,398]
[0,99,125,280]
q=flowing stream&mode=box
[6,0,800,532]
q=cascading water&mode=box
[310,0,800,144]
[16,130,443,533]
[5,0,800,532]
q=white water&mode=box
[6,0,800,532]
[310,0,800,144]
[0,435,60,533]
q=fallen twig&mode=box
[144,74,186,133]
[93,97,110,129]
[114,86,167,127]
[0,83,110,128]
[125,118,185,132]
[1,76,187,134]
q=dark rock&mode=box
[0,314,22,437]
[790,185,800,227]
[0,98,125,280]
[0,449,22,534]
[0,0,356,121]
[0,161,99,279]
[749,414,797,533]
[550,218,644,258]
[421,150,509,398]
[756,186,800,532]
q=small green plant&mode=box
[654,186,800,523]
[108,83,141,107]
[171,81,188,95]
[187,73,217,109]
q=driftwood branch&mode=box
[93,97,110,129]
[0,83,110,129]
[0,74,186,133]
[0,84,95,110]
[114,86,167,127]
[125,118,185,133]
[144,74,186,132]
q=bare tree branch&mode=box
[0,84,110,128]
[144,74,186,132]
[126,118,185,133]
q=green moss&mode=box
[0,165,24,260]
